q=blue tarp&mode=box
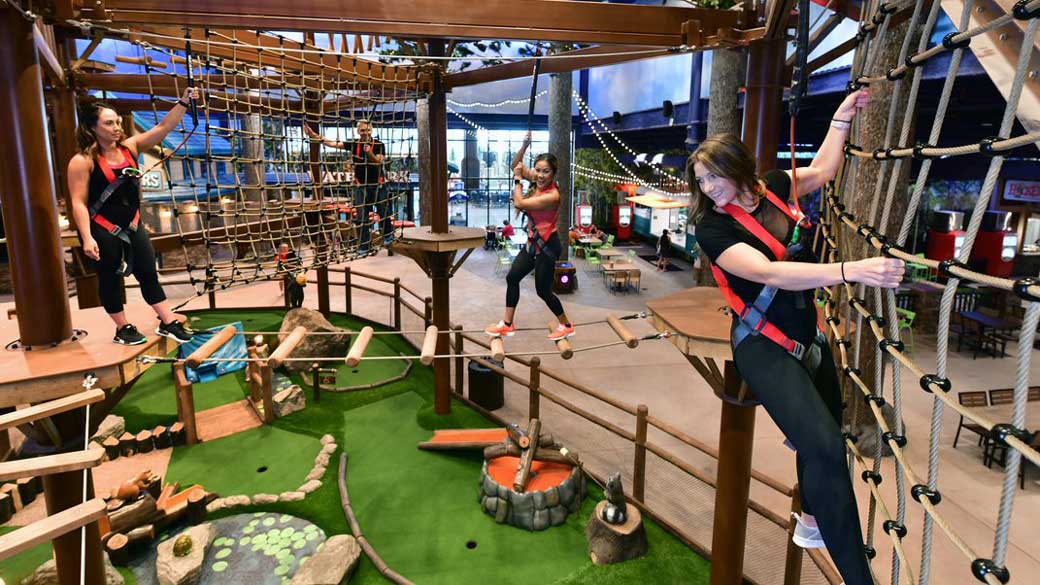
[177,321,248,383]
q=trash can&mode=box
[468,357,504,411]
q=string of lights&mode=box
[448,90,549,109]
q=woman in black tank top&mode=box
[67,89,201,346]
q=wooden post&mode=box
[513,418,541,492]
[709,361,757,585]
[633,404,648,502]
[423,296,432,329]
[453,326,464,396]
[0,7,72,346]
[260,364,275,423]
[311,362,321,403]
[393,278,402,330]
[317,265,330,317]
[172,364,199,445]
[344,266,352,315]
[42,471,105,585]
[528,357,541,419]
[783,484,804,585]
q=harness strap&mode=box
[90,146,139,218]
[713,188,812,360]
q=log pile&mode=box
[478,419,584,531]
[100,470,217,566]
[102,424,182,462]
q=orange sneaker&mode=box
[548,323,575,341]
[485,321,516,337]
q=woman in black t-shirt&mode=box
[689,90,903,585]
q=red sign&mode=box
[1003,179,1040,203]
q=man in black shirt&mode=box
[306,119,388,251]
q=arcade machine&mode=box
[970,210,1018,278]
[575,203,594,232]
[926,210,967,266]
[613,202,634,241]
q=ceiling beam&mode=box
[786,11,844,67]
[97,0,745,47]
[446,45,674,89]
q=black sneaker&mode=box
[157,319,194,343]
[114,324,147,345]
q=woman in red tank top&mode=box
[485,133,574,342]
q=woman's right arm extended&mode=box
[67,155,99,260]
[715,242,905,291]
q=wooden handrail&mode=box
[0,498,107,562]
[0,449,104,482]
[0,389,105,431]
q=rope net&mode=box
[96,29,421,303]
[815,1,1040,583]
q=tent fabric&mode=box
[177,321,248,383]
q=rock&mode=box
[273,385,306,418]
[305,466,326,482]
[320,443,337,455]
[278,309,352,372]
[314,452,331,467]
[223,495,251,508]
[320,434,335,445]
[156,522,215,585]
[298,480,322,494]
[279,491,305,502]
[205,499,226,514]
[252,493,278,505]
[22,553,124,585]
[290,534,362,585]
[92,415,125,445]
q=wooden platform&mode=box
[196,399,263,442]
[418,428,507,450]
[392,226,485,253]
[646,287,733,361]
[0,304,180,408]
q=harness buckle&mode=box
[788,340,806,360]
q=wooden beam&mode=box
[0,498,106,562]
[805,35,857,74]
[786,12,844,67]
[446,44,673,89]
[0,449,104,482]
[100,0,744,47]
[764,0,799,40]
[34,23,65,86]
[0,389,106,431]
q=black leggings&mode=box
[733,333,872,585]
[91,224,166,315]
[505,233,565,317]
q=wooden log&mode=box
[420,325,438,365]
[103,436,121,460]
[607,315,639,349]
[186,488,206,525]
[484,441,575,466]
[118,432,136,457]
[260,364,275,424]
[106,498,124,513]
[513,419,541,492]
[135,430,154,454]
[490,337,505,362]
[173,363,198,445]
[16,477,37,505]
[152,425,171,449]
[168,422,186,446]
[108,493,160,534]
[0,490,13,524]
[268,325,307,369]
[105,533,129,566]
[505,423,555,449]
[345,326,374,367]
[155,483,178,510]
[185,324,238,368]
[114,55,167,68]
[124,524,155,549]
[548,322,573,359]
[586,501,647,565]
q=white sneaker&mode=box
[791,513,826,549]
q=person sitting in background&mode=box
[501,219,515,238]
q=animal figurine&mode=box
[601,471,628,525]
[113,470,154,501]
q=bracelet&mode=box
[841,261,849,284]
[830,119,851,131]
[177,100,191,109]
[832,117,852,123]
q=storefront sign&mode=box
[1003,179,1040,203]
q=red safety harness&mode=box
[91,146,141,275]
[354,141,385,186]
[710,188,818,360]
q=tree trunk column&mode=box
[742,37,785,172]
[427,40,451,414]
[0,9,72,345]
[43,470,105,585]
[548,72,572,255]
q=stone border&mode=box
[300,354,412,392]
[206,433,337,514]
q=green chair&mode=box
[627,248,638,260]
[906,253,930,282]
[601,234,615,249]
[585,253,602,274]
[895,307,916,353]
[495,250,513,276]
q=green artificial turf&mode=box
[109,309,710,585]
[164,425,319,497]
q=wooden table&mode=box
[602,261,640,294]
[596,248,624,259]
[578,237,601,246]
[958,311,1022,358]
[647,287,757,585]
